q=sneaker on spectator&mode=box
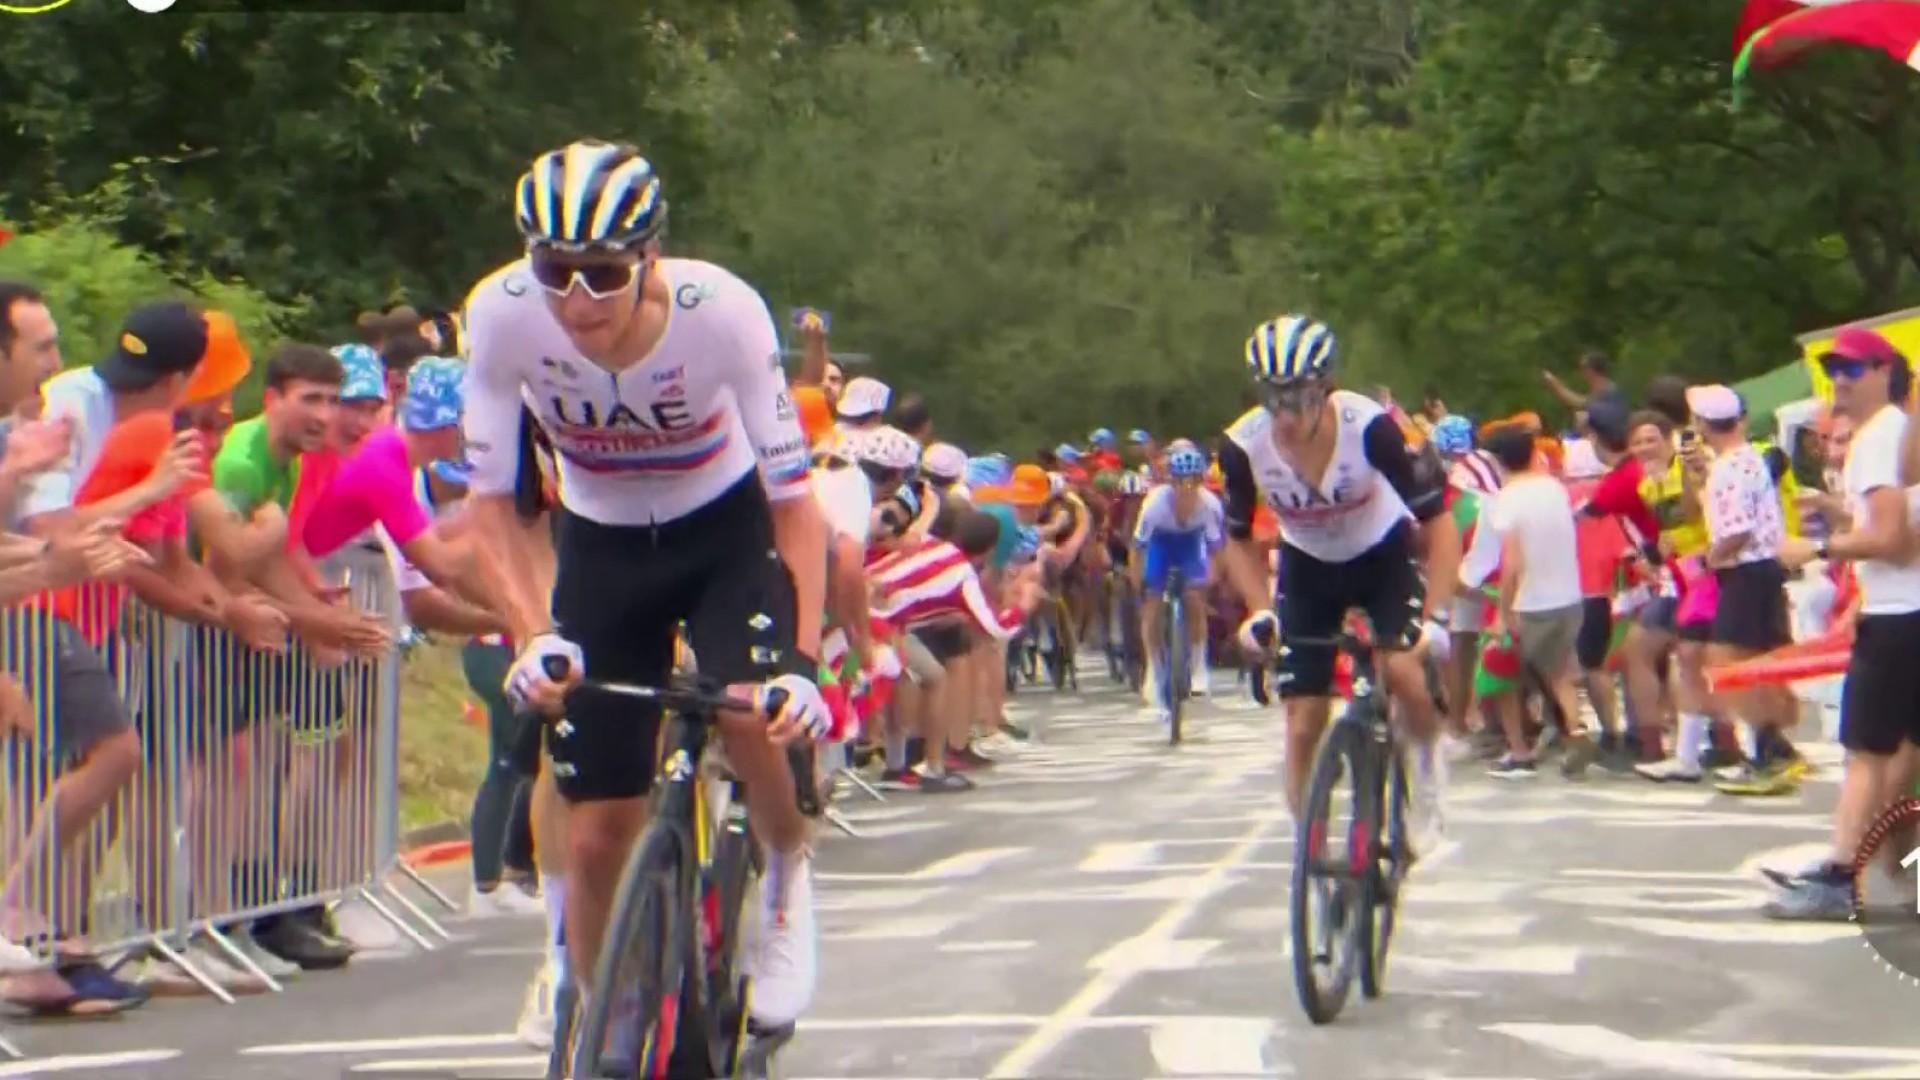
[916,770,974,794]
[1763,872,1853,921]
[1487,754,1537,779]
[257,916,353,971]
[949,745,994,772]
[1000,720,1032,742]
[61,959,151,1013]
[469,885,547,920]
[1633,756,1701,783]
[232,931,301,981]
[1714,762,1797,797]
[1440,734,1474,765]
[0,935,35,975]
[974,731,1019,758]
[877,767,921,792]
[1560,732,1598,779]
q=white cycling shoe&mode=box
[747,848,817,1028]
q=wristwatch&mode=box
[1815,541,1832,562]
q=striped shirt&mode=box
[870,541,1023,640]
[1447,449,1501,497]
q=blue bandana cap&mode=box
[332,344,386,403]
[403,356,466,431]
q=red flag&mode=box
[0,227,11,249]
[1734,0,1869,54]
[1734,0,1920,83]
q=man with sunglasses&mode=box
[1218,314,1462,849]
[460,140,831,1035]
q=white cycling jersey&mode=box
[461,257,812,525]
[1132,484,1224,546]
[1220,390,1444,563]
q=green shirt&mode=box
[214,415,300,516]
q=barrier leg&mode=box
[0,1030,22,1059]
[147,933,236,1005]
[201,924,282,994]
[824,807,863,839]
[391,860,460,914]
[836,767,885,804]
[351,887,435,951]
[377,879,454,941]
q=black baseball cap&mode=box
[98,300,209,392]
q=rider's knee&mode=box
[567,817,634,874]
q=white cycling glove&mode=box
[868,643,903,681]
[505,632,585,711]
[1237,609,1279,654]
[757,673,833,741]
[1420,619,1452,663]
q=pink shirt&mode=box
[298,426,431,560]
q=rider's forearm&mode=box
[1222,538,1272,615]
[771,494,827,660]
[1419,512,1462,616]
[467,495,559,645]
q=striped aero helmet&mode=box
[515,141,667,253]
[1245,314,1337,383]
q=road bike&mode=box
[1157,564,1192,745]
[1249,619,1412,1024]
[545,671,815,1080]
[1035,592,1078,692]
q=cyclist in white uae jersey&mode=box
[461,140,829,1035]
[1217,314,1462,848]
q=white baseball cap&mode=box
[1685,384,1742,424]
[836,376,892,420]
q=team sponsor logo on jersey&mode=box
[503,272,531,297]
[759,436,808,460]
[549,396,697,433]
[675,282,715,310]
[775,391,797,422]
[651,364,685,384]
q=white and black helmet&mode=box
[858,425,922,472]
[1245,314,1337,383]
[516,141,667,253]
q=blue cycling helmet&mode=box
[1431,415,1475,457]
[1054,443,1082,463]
[1127,428,1152,445]
[1089,428,1116,448]
[1167,446,1207,479]
[965,455,1013,488]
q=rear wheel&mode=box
[1290,722,1369,1025]
[577,824,692,1079]
[1166,595,1187,746]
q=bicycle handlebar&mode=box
[540,657,789,720]
[1244,621,1379,707]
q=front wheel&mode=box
[1166,596,1187,746]
[577,824,693,1080]
[1290,722,1369,1025]
[1360,739,1410,1000]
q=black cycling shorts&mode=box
[1575,596,1613,671]
[548,473,808,802]
[1274,521,1424,699]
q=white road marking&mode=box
[244,1034,522,1056]
[1536,883,1761,913]
[1394,945,1585,977]
[1087,937,1220,971]
[0,1050,181,1077]
[350,1055,540,1074]
[1148,1016,1274,1076]
[908,846,1030,880]
[829,912,972,941]
[938,939,1036,954]
[816,887,944,913]
[1560,868,1752,882]
[1590,915,1857,945]
[1487,1023,1830,1079]
[985,808,1288,1079]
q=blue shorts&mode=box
[1140,531,1210,594]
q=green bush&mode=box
[0,208,305,417]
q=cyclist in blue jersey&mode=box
[1133,442,1225,712]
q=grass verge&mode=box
[397,638,488,833]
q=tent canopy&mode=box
[1733,359,1812,438]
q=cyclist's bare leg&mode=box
[1282,696,1334,816]
[715,712,809,855]
[1183,585,1209,651]
[1381,648,1440,743]
[562,797,648,992]
[1141,594,1166,672]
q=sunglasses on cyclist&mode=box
[1819,354,1886,381]
[1258,378,1326,415]
[527,249,644,300]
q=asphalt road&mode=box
[7,662,1917,1080]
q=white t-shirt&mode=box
[1488,474,1580,612]
[19,367,116,520]
[1845,405,1920,614]
[811,462,872,544]
[1703,444,1783,566]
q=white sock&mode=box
[542,874,569,982]
[1737,723,1759,763]
[1675,714,1709,770]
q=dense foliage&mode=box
[1,0,1916,447]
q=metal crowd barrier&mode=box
[0,548,453,1049]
